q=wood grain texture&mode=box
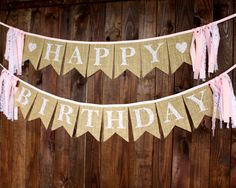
[0,10,11,188]
[38,7,60,188]
[0,1,235,188]
[231,1,236,188]
[100,2,129,188]
[52,7,73,188]
[85,3,105,188]
[127,1,157,188]
[189,1,213,188]
[24,8,42,188]
[6,9,32,188]
[209,0,233,188]
[67,4,88,188]
[153,0,175,187]
[171,0,194,188]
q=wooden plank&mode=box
[24,68,41,188]
[231,129,236,187]
[0,0,140,11]
[67,4,89,188]
[116,1,154,188]
[52,6,73,188]
[171,0,194,188]
[0,10,11,188]
[189,1,213,188]
[38,7,60,188]
[5,9,33,188]
[118,2,139,188]
[0,106,11,187]
[85,3,105,188]
[126,1,156,188]
[209,1,233,187]
[24,7,45,188]
[153,0,176,187]
[100,2,129,188]
[0,9,34,188]
[230,2,236,188]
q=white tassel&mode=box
[4,28,24,75]
[0,70,18,120]
[208,24,220,74]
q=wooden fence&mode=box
[0,0,236,187]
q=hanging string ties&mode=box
[190,23,220,80]
[0,69,19,120]
[4,27,25,75]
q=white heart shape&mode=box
[28,42,37,52]
[176,42,187,54]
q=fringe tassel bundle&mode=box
[191,24,220,80]
[4,27,24,75]
[0,70,18,120]
[210,74,236,135]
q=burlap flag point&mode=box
[52,99,79,137]
[76,105,103,141]
[114,43,141,78]
[23,35,44,70]
[87,44,114,78]
[129,103,160,141]
[28,92,57,129]
[39,39,66,74]
[183,85,213,128]
[156,96,191,138]
[63,43,89,77]
[167,32,193,73]
[15,82,37,118]
[140,38,169,76]
[103,107,129,142]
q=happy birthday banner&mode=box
[1,14,236,141]
[11,75,214,140]
[1,63,236,141]
[5,13,236,79]
[3,13,236,80]
[21,33,192,78]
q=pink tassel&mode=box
[190,24,220,80]
[190,27,207,80]
[210,74,236,135]
[0,70,18,120]
[4,27,25,75]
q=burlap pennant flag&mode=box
[167,32,193,73]
[140,38,169,76]
[114,43,141,78]
[129,103,160,141]
[52,99,79,137]
[39,39,66,74]
[63,42,89,76]
[103,107,129,141]
[87,44,114,78]
[76,105,102,141]
[156,96,191,138]
[15,81,37,118]
[28,92,57,129]
[183,85,213,128]
[23,35,44,69]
